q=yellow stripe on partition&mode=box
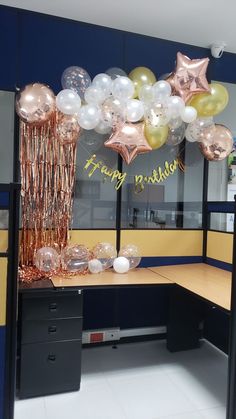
[0,258,8,326]
[70,230,117,249]
[0,230,8,253]
[207,231,233,264]
[120,230,203,257]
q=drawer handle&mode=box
[49,303,58,312]
[48,354,56,362]
[48,325,57,334]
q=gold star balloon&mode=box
[105,122,152,165]
[172,52,210,103]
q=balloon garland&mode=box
[15,52,233,281]
[16,52,233,166]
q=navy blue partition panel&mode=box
[0,7,18,91]
[18,11,125,92]
[124,32,210,76]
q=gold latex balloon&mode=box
[129,67,156,98]
[188,83,229,117]
[144,123,168,150]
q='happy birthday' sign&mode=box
[83,154,184,192]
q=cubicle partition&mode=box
[0,184,20,419]
[1,3,236,419]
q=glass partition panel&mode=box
[210,212,234,232]
[121,141,204,229]
[208,81,236,201]
[0,91,15,183]
[73,130,118,229]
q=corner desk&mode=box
[17,263,231,399]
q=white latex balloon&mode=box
[167,96,185,119]
[126,99,144,122]
[181,106,197,123]
[84,85,106,105]
[94,119,112,134]
[88,259,103,274]
[138,85,154,103]
[77,104,101,130]
[92,73,112,96]
[56,89,81,115]
[153,81,171,102]
[112,77,134,100]
[113,257,130,274]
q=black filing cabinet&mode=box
[18,288,83,398]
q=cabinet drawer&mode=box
[19,340,82,398]
[22,293,82,320]
[21,317,83,344]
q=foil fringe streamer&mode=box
[19,113,77,282]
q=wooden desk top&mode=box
[52,268,172,288]
[149,263,231,311]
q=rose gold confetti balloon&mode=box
[61,244,89,273]
[34,247,60,273]
[199,124,233,161]
[56,112,81,145]
[119,244,141,269]
[92,242,117,270]
[16,83,56,125]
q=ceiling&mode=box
[2,0,236,54]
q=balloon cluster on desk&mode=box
[15,52,233,164]
[34,243,141,275]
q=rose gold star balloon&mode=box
[199,124,233,161]
[172,52,210,103]
[165,72,177,94]
[105,122,152,165]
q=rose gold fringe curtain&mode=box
[19,116,77,270]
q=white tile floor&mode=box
[15,340,227,419]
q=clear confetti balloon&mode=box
[92,242,117,270]
[101,96,126,127]
[166,122,186,146]
[61,244,90,273]
[56,112,81,145]
[34,247,60,273]
[61,66,91,100]
[144,101,170,127]
[185,117,214,142]
[168,117,183,130]
[119,244,141,269]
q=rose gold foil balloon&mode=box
[34,247,60,273]
[56,112,81,145]
[61,244,89,273]
[172,52,210,103]
[16,83,56,125]
[199,124,233,161]
[105,122,152,165]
